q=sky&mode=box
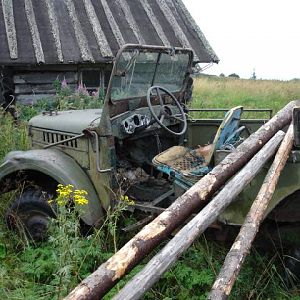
[182,0,300,80]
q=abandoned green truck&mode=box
[0,45,300,274]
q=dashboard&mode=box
[111,105,181,139]
[121,114,151,134]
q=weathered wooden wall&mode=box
[14,71,78,104]
[0,68,14,106]
[4,62,111,105]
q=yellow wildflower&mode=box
[74,189,88,196]
[57,198,67,206]
[56,184,74,198]
[120,194,135,206]
[73,189,89,206]
[55,184,89,206]
[74,195,89,205]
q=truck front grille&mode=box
[42,132,78,148]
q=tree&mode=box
[228,73,240,79]
[251,69,257,80]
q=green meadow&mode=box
[193,76,300,111]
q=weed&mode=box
[54,78,104,111]
[0,111,28,161]
[0,184,133,299]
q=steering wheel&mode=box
[146,86,187,136]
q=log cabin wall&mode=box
[13,69,78,104]
[9,64,111,104]
[0,68,14,106]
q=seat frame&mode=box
[153,106,244,190]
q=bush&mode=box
[54,78,104,111]
[16,78,105,121]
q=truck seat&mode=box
[153,106,243,187]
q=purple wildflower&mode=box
[92,88,99,98]
[76,79,89,96]
[61,77,68,89]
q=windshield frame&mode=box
[105,44,194,105]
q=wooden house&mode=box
[0,0,219,105]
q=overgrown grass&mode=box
[0,113,29,161]
[105,237,300,300]
[1,78,300,299]
[0,185,127,299]
[192,77,300,111]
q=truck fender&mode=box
[0,148,103,225]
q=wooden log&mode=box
[15,83,77,95]
[111,130,285,300]
[65,100,300,300]
[208,124,294,300]
[13,72,78,84]
[16,94,55,105]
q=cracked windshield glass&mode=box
[111,49,190,101]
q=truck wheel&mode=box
[6,188,56,242]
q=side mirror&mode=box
[293,106,300,147]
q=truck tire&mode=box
[6,188,56,242]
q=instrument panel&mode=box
[121,114,150,134]
[111,105,181,138]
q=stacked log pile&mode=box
[208,124,294,300]
[65,100,300,300]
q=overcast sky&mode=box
[182,0,300,80]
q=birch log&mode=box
[208,124,294,300]
[65,100,299,300]
[111,130,285,300]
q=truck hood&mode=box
[29,109,102,134]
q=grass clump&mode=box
[192,77,300,116]
[104,238,299,300]
[0,112,28,161]
[0,184,129,299]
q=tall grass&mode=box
[192,77,300,112]
[0,113,29,161]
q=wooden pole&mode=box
[208,124,294,300]
[65,100,299,300]
[110,131,285,300]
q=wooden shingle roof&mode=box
[0,0,219,65]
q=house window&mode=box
[80,69,102,93]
